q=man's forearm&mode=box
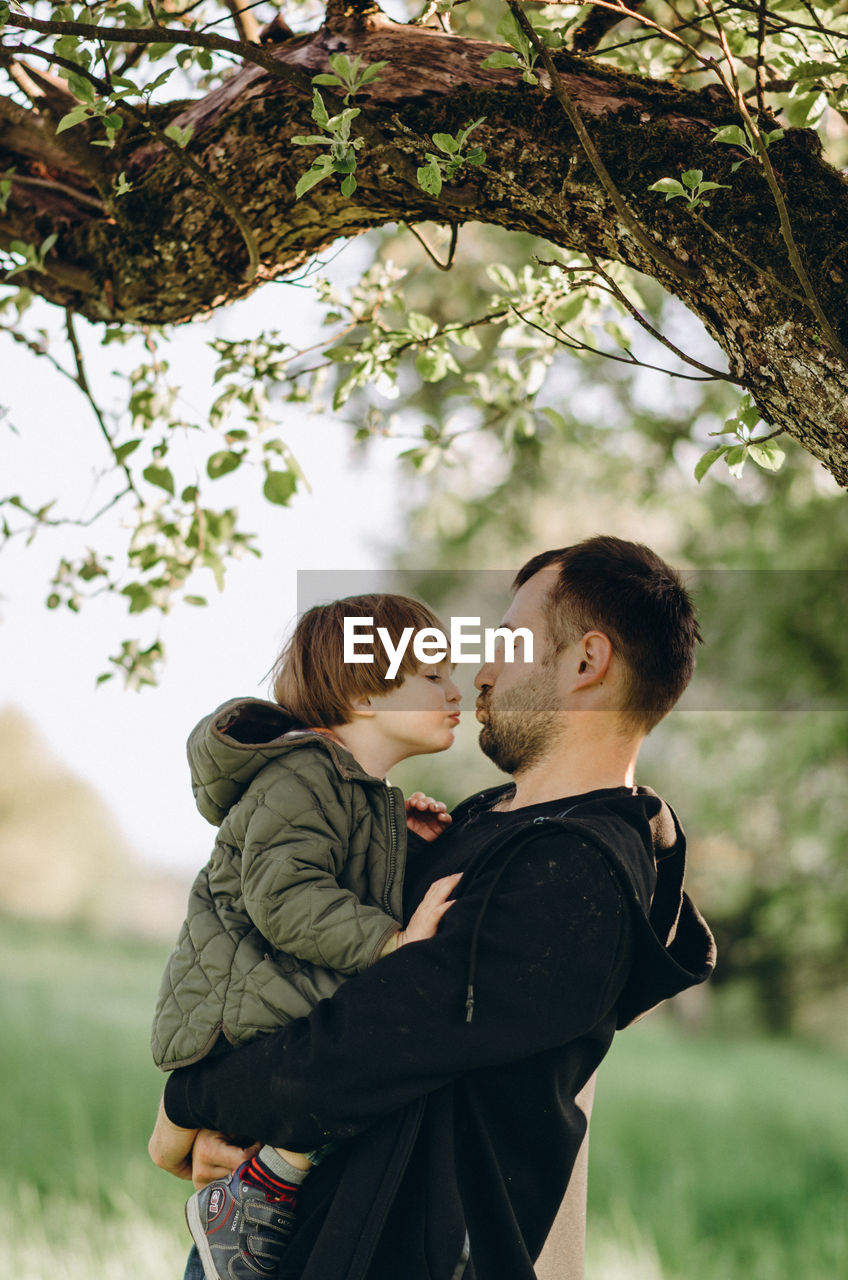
[164,834,629,1150]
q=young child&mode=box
[151,593,462,1280]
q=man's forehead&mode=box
[499,568,557,627]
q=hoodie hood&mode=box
[187,697,376,827]
[543,788,716,1027]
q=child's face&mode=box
[372,662,462,758]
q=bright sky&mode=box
[0,245,415,874]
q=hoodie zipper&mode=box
[383,782,400,915]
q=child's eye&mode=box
[425,673,442,682]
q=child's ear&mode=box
[348,693,376,719]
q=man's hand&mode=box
[189,1130,262,1190]
[148,1094,199,1181]
[405,792,452,841]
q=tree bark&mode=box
[2,10,848,483]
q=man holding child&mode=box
[150,535,715,1280]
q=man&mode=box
[150,535,716,1280]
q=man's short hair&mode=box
[514,536,701,732]
[271,594,445,727]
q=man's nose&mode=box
[474,662,495,691]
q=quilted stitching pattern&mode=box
[151,699,405,1070]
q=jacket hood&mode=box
[187,697,377,826]
[550,788,716,1027]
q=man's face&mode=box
[473,571,566,775]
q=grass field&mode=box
[2,913,846,1279]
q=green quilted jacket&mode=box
[151,698,406,1070]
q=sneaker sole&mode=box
[186,1193,222,1280]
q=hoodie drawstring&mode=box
[464,805,582,1024]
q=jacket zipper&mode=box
[383,782,400,915]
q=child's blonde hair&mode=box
[271,593,446,727]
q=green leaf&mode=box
[206,450,242,479]
[55,106,92,135]
[66,73,96,105]
[724,445,748,478]
[311,90,330,129]
[695,445,728,483]
[183,595,208,607]
[480,51,520,70]
[432,133,460,154]
[357,60,389,86]
[114,439,141,464]
[121,583,154,614]
[416,162,442,197]
[340,172,357,197]
[713,124,749,148]
[164,123,194,149]
[142,464,175,495]
[541,406,568,433]
[416,348,451,382]
[407,312,437,339]
[263,470,298,506]
[649,178,687,199]
[295,156,335,199]
[747,440,786,472]
[681,170,703,188]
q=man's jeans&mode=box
[183,1246,204,1280]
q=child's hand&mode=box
[406,791,452,841]
[397,872,462,947]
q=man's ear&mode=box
[573,631,613,689]
[347,693,376,719]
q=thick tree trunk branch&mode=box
[1,14,848,482]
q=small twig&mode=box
[0,170,107,212]
[403,222,459,271]
[65,308,143,498]
[547,252,748,384]
[512,304,726,381]
[755,0,767,113]
[2,11,316,95]
[506,1,699,285]
[224,0,261,44]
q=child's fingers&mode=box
[424,871,463,901]
[406,792,447,812]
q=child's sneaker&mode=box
[186,1159,297,1279]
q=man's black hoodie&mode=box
[164,785,716,1280]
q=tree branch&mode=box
[507,1,699,284]
[700,0,848,365]
[2,10,316,95]
[10,42,261,281]
[403,221,459,271]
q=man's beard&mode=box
[477,663,562,775]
